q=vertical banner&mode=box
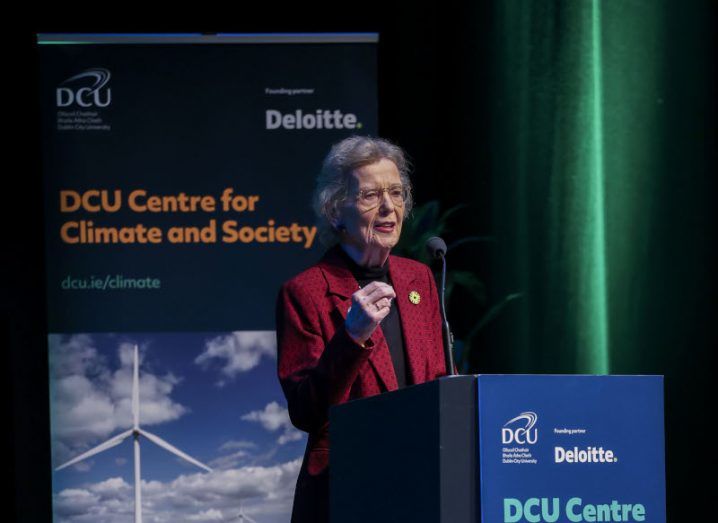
[38,33,378,523]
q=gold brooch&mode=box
[409,291,421,304]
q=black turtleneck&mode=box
[337,246,408,388]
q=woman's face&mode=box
[335,158,405,261]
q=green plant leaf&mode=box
[447,271,487,304]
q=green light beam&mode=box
[588,0,610,374]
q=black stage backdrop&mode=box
[8,2,716,521]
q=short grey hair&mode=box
[312,135,413,247]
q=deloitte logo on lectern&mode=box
[502,411,539,445]
[265,109,362,130]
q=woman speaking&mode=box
[276,136,448,522]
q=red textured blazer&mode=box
[276,245,447,523]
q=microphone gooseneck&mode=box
[425,237,456,375]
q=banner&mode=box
[478,375,666,523]
[39,33,378,523]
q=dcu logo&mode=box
[502,411,538,445]
[56,68,112,108]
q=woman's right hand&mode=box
[345,281,397,346]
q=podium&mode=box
[330,375,666,523]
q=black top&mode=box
[338,246,408,388]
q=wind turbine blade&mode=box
[243,515,259,523]
[55,429,134,471]
[132,344,140,429]
[139,429,213,472]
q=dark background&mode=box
[7,2,715,520]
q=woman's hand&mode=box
[345,281,397,346]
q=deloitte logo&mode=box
[56,68,112,108]
[265,109,361,130]
[502,411,538,445]
[554,446,618,464]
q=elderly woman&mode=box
[276,136,447,523]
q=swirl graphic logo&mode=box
[502,411,538,445]
[56,68,112,108]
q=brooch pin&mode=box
[409,291,421,305]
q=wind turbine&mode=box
[226,499,259,523]
[55,344,213,523]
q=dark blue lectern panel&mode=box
[477,375,666,523]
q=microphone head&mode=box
[425,236,447,259]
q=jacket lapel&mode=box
[318,247,398,391]
[388,257,423,385]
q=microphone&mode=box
[425,237,456,375]
[426,236,447,259]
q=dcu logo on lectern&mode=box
[56,68,112,108]
[502,411,538,445]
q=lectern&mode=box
[330,374,666,523]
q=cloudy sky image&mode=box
[49,332,306,523]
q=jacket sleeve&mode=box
[426,263,450,377]
[276,278,374,434]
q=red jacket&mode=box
[276,245,447,522]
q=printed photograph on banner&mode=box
[49,332,305,523]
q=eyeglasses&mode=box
[355,184,409,208]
